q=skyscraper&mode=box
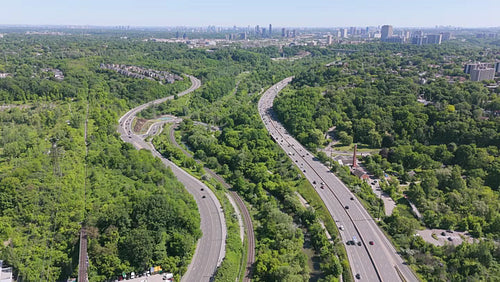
[340,28,348,38]
[269,24,272,37]
[327,35,333,45]
[281,28,286,37]
[381,25,393,40]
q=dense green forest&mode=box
[2,29,500,282]
[0,31,344,282]
[274,43,500,281]
[0,35,209,281]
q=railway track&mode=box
[167,125,256,281]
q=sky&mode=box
[1,0,499,28]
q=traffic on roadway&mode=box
[258,77,419,282]
[117,75,227,282]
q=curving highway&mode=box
[166,124,256,281]
[258,77,419,282]
[117,75,227,282]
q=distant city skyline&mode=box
[1,0,499,28]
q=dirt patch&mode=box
[0,104,31,111]
[133,118,147,132]
[3,238,11,247]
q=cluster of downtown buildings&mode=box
[380,25,449,45]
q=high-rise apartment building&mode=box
[464,63,490,74]
[381,25,393,40]
[470,68,495,81]
[426,34,442,44]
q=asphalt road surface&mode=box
[258,77,419,282]
[165,124,255,281]
[117,75,227,282]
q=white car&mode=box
[339,225,345,230]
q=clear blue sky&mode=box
[1,0,499,28]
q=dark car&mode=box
[313,181,317,184]
[350,197,354,200]
[357,241,362,246]
[345,205,349,209]
[202,195,206,198]
[441,231,446,236]
[447,237,453,241]
[355,273,361,279]
[201,188,204,191]
[369,241,374,245]
[320,185,324,189]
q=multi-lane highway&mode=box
[117,75,227,282]
[258,77,419,282]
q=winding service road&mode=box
[117,75,227,282]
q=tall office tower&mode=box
[381,25,393,40]
[349,26,356,35]
[269,24,272,36]
[281,28,286,37]
[327,35,333,45]
[340,28,348,38]
[470,68,495,81]
[291,30,296,38]
[255,25,260,34]
[262,28,267,37]
[426,34,442,44]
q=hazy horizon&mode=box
[1,0,499,28]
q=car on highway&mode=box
[369,241,374,245]
[339,225,345,231]
[355,273,361,279]
[320,185,324,189]
[345,205,349,209]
